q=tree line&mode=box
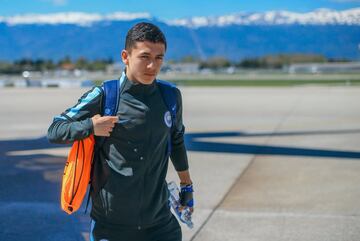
[0,56,114,74]
[0,54,350,74]
[179,54,349,70]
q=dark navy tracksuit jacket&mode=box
[48,73,189,230]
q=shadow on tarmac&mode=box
[185,129,360,159]
[1,129,359,240]
[0,137,88,241]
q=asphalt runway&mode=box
[1,86,360,241]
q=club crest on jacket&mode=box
[164,111,172,128]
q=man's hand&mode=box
[91,114,118,137]
[177,170,194,213]
[179,183,194,214]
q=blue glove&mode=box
[179,183,194,208]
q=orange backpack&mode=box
[61,134,95,214]
[60,78,121,215]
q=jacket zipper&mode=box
[137,92,150,230]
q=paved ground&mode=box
[0,85,360,241]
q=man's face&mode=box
[121,41,165,85]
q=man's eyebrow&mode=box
[138,52,164,57]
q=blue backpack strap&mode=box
[103,79,119,116]
[102,71,126,115]
[157,79,178,156]
[85,72,126,214]
[157,79,177,121]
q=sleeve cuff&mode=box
[170,144,189,171]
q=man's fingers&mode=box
[102,116,119,123]
[101,127,114,134]
[179,205,194,214]
[93,115,118,136]
[93,116,118,128]
[111,116,119,123]
[98,123,115,128]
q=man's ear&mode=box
[121,50,129,65]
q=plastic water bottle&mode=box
[168,181,194,229]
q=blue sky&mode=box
[0,0,359,19]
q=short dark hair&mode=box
[125,22,167,52]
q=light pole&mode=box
[22,71,31,87]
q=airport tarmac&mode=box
[0,85,360,241]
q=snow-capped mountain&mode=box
[0,9,359,61]
[168,8,360,27]
[0,8,360,27]
[0,12,152,26]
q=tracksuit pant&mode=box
[90,214,182,241]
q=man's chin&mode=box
[140,75,156,84]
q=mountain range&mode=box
[0,8,359,61]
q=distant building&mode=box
[286,62,360,74]
[106,62,124,75]
[60,63,76,71]
[161,63,200,74]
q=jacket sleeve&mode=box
[170,87,189,172]
[47,86,103,144]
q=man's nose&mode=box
[147,60,156,69]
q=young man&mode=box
[48,22,193,241]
